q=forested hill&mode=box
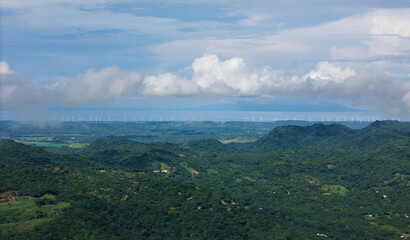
[1,139,293,239]
[253,123,354,149]
[80,138,191,170]
[0,120,371,146]
[251,120,410,150]
[364,120,410,133]
[1,121,409,239]
[0,139,89,167]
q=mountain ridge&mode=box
[190,98,364,112]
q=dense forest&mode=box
[1,120,409,239]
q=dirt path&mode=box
[0,190,19,202]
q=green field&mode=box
[218,137,257,144]
[19,141,69,148]
[0,194,70,234]
[321,185,349,195]
[68,143,89,148]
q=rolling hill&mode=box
[1,120,409,239]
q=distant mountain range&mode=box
[45,98,364,113]
[190,98,364,112]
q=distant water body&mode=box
[1,109,392,122]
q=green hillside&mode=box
[1,121,409,239]
[1,154,280,239]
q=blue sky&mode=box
[1,0,410,118]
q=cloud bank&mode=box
[151,8,410,79]
[1,56,409,117]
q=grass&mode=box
[17,136,53,141]
[68,143,89,148]
[160,162,170,170]
[207,169,219,175]
[243,176,256,182]
[10,135,89,149]
[219,138,257,144]
[180,162,198,174]
[304,175,320,185]
[0,218,52,233]
[19,141,69,148]
[40,194,56,200]
[0,195,70,234]
[17,140,89,148]
[321,185,349,195]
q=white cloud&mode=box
[150,39,209,63]
[0,71,61,109]
[1,0,131,9]
[147,8,410,79]
[331,46,370,61]
[4,7,180,37]
[143,73,198,96]
[369,9,410,37]
[65,66,143,105]
[402,92,410,108]
[192,55,259,95]
[5,1,409,81]
[276,8,410,63]
[0,62,13,75]
[238,15,270,27]
[304,62,356,89]
[1,1,229,43]
[3,1,410,72]
[401,76,410,108]
[327,9,410,60]
[151,37,311,67]
[2,56,409,117]
[206,37,310,54]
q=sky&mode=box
[1,0,410,119]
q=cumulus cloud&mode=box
[1,56,409,117]
[304,62,357,90]
[0,62,13,74]
[0,66,61,109]
[143,73,198,96]
[65,66,142,105]
[327,9,410,61]
[0,63,143,108]
[192,55,260,95]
